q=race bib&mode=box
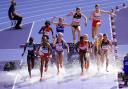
[44,32,49,35]
[56,45,63,51]
[40,48,48,53]
[102,45,108,50]
[27,45,33,51]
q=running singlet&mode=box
[40,26,52,35]
[78,41,88,51]
[39,44,50,59]
[26,43,34,51]
[93,11,101,20]
[73,13,81,23]
[56,24,64,33]
[101,39,109,50]
[40,45,49,55]
[55,40,64,52]
[26,43,35,56]
[92,11,101,27]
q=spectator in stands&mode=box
[123,53,128,85]
[8,0,23,29]
[123,53,128,74]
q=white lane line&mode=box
[27,21,35,42]
[12,21,35,89]
[0,1,124,21]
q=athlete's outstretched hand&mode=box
[22,53,24,56]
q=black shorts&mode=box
[72,25,80,29]
[27,53,35,59]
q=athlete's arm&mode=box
[101,10,112,14]
[37,44,42,56]
[50,28,54,37]
[38,26,44,34]
[67,11,74,16]
[75,42,79,53]
[22,43,27,56]
[53,38,57,47]
[48,43,52,54]
[63,23,71,27]
[81,13,87,26]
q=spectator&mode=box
[8,0,23,29]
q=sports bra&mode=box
[73,13,81,23]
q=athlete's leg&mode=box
[44,59,49,72]
[105,51,109,72]
[40,57,45,80]
[79,52,84,75]
[31,57,35,69]
[100,50,105,66]
[72,27,77,44]
[92,22,100,39]
[84,52,89,70]
[55,52,60,75]
[77,26,81,41]
[92,27,96,39]
[27,56,32,78]
[59,52,64,68]
[95,23,100,37]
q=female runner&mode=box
[51,16,71,35]
[76,36,89,75]
[67,7,87,44]
[90,4,113,39]
[101,34,112,72]
[22,37,36,78]
[37,35,52,80]
[53,32,69,75]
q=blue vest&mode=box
[56,24,64,33]
[123,56,128,74]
